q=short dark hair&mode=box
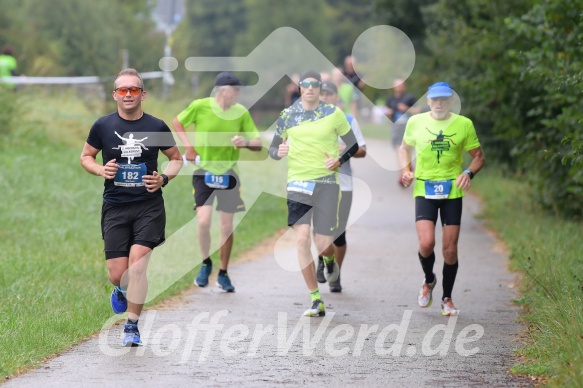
[114,68,144,89]
[1,44,14,56]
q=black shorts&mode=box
[415,196,462,226]
[334,190,353,241]
[192,170,245,213]
[287,182,340,236]
[101,197,166,260]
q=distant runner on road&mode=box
[317,80,367,293]
[399,81,485,316]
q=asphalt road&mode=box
[4,140,529,387]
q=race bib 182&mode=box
[114,163,147,187]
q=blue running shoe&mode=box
[123,323,142,347]
[217,272,235,292]
[110,286,127,314]
[195,261,212,287]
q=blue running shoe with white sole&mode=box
[123,323,142,347]
[195,261,212,287]
[217,272,235,292]
[110,286,127,314]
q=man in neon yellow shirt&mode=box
[399,82,486,316]
[0,45,18,90]
[269,71,359,317]
[172,72,262,292]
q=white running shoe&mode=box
[323,257,340,284]
[418,274,437,308]
[441,297,460,316]
[303,299,325,317]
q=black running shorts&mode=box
[101,197,166,259]
[415,196,463,226]
[287,182,340,236]
[192,170,246,213]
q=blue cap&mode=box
[427,82,453,98]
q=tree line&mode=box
[1,0,581,218]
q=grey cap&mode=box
[321,81,338,94]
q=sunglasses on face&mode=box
[429,96,451,102]
[114,87,143,96]
[299,80,321,89]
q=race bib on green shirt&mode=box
[424,180,452,199]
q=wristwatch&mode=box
[463,169,474,179]
[161,174,169,187]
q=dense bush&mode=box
[0,88,18,135]
[420,0,583,218]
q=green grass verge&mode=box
[472,167,583,386]
[0,90,286,378]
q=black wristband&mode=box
[161,174,169,187]
[463,169,474,179]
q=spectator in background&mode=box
[0,44,18,91]
[386,78,420,186]
[285,73,301,107]
[343,55,365,91]
[332,67,359,119]
[317,80,367,293]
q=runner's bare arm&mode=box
[398,141,414,187]
[231,136,263,151]
[80,142,118,179]
[455,147,486,191]
[142,146,183,192]
[171,117,198,161]
[161,145,183,180]
[466,147,485,175]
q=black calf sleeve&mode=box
[418,252,436,284]
[442,262,459,300]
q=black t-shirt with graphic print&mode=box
[86,112,176,205]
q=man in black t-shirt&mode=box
[386,78,420,186]
[343,55,365,91]
[80,68,182,347]
[386,78,419,148]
